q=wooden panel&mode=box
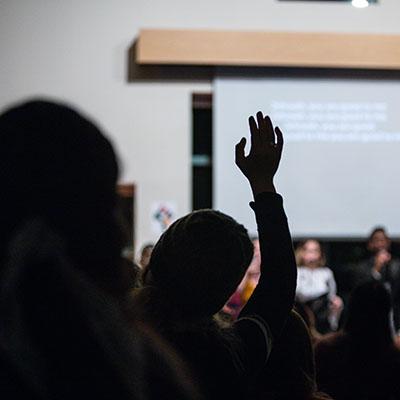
[137,29,400,70]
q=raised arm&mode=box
[236,112,297,340]
[235,111,281,196]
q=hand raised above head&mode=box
[235,111,283,196]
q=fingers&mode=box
[249,112,284,153]
[255,112,277,147]
[235,137,246,168]
[263,115,275,145]
[257,112,268,148]
[256,111,264,133]
[275,126,284,151]
[249,116,260,150]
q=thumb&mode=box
[235,137,246,169]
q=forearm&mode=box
[249,178,276,197]
[239,192,297,339]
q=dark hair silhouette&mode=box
[262,310,331,400]
[126,209,254,400]
[0,99,127,298]
[315,280,400,400]
[0,99,203,400]
[343,279,393,347]
[367,226,387,242]
[135,209,254,326]
[0,218,202,400]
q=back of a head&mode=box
[0,218,202,400]
[344,280,393,344]
[265,310,317,399]
[262,311,331,399]
[0,99,123,296]
[141,209,254,322]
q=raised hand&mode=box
[235,111,283,197]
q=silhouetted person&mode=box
[348,227,400,332]
[223,237,261,319]
[0,99,202,400]
[260,310,332,400]
[0,99,127,300]
[137,243,154,269]
[295,240,343,334]
[129,112,297,399]
[315,280,400,400]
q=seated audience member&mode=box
[223,237,261,319]
[129,112,297,399]
[137,243,154,269]
[348,227,400,332]
[314,280,400,400]
[120,256,142,289]
[295,240,342,334]
[0,99,201,400]
[260,310,332,400]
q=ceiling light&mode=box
[278,0,377,5]
[351,0,370,8]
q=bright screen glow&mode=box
[214,76,400,238]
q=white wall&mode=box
[1,0,399,253]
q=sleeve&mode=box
[234,314,273,374]
[326,268,337,301]
[295,268,307,302]
[238,192,297,348]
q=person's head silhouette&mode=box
[344,279,393,344]
[0,99,125,297]
[140,208,254,323]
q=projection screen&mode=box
[213,75,400,238]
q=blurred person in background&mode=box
[348,227,400,333]
[315,280,400,400]
[223,237,261,319]
[137,243,154,269]
[260,310,332,400]
[295,240,343,334]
